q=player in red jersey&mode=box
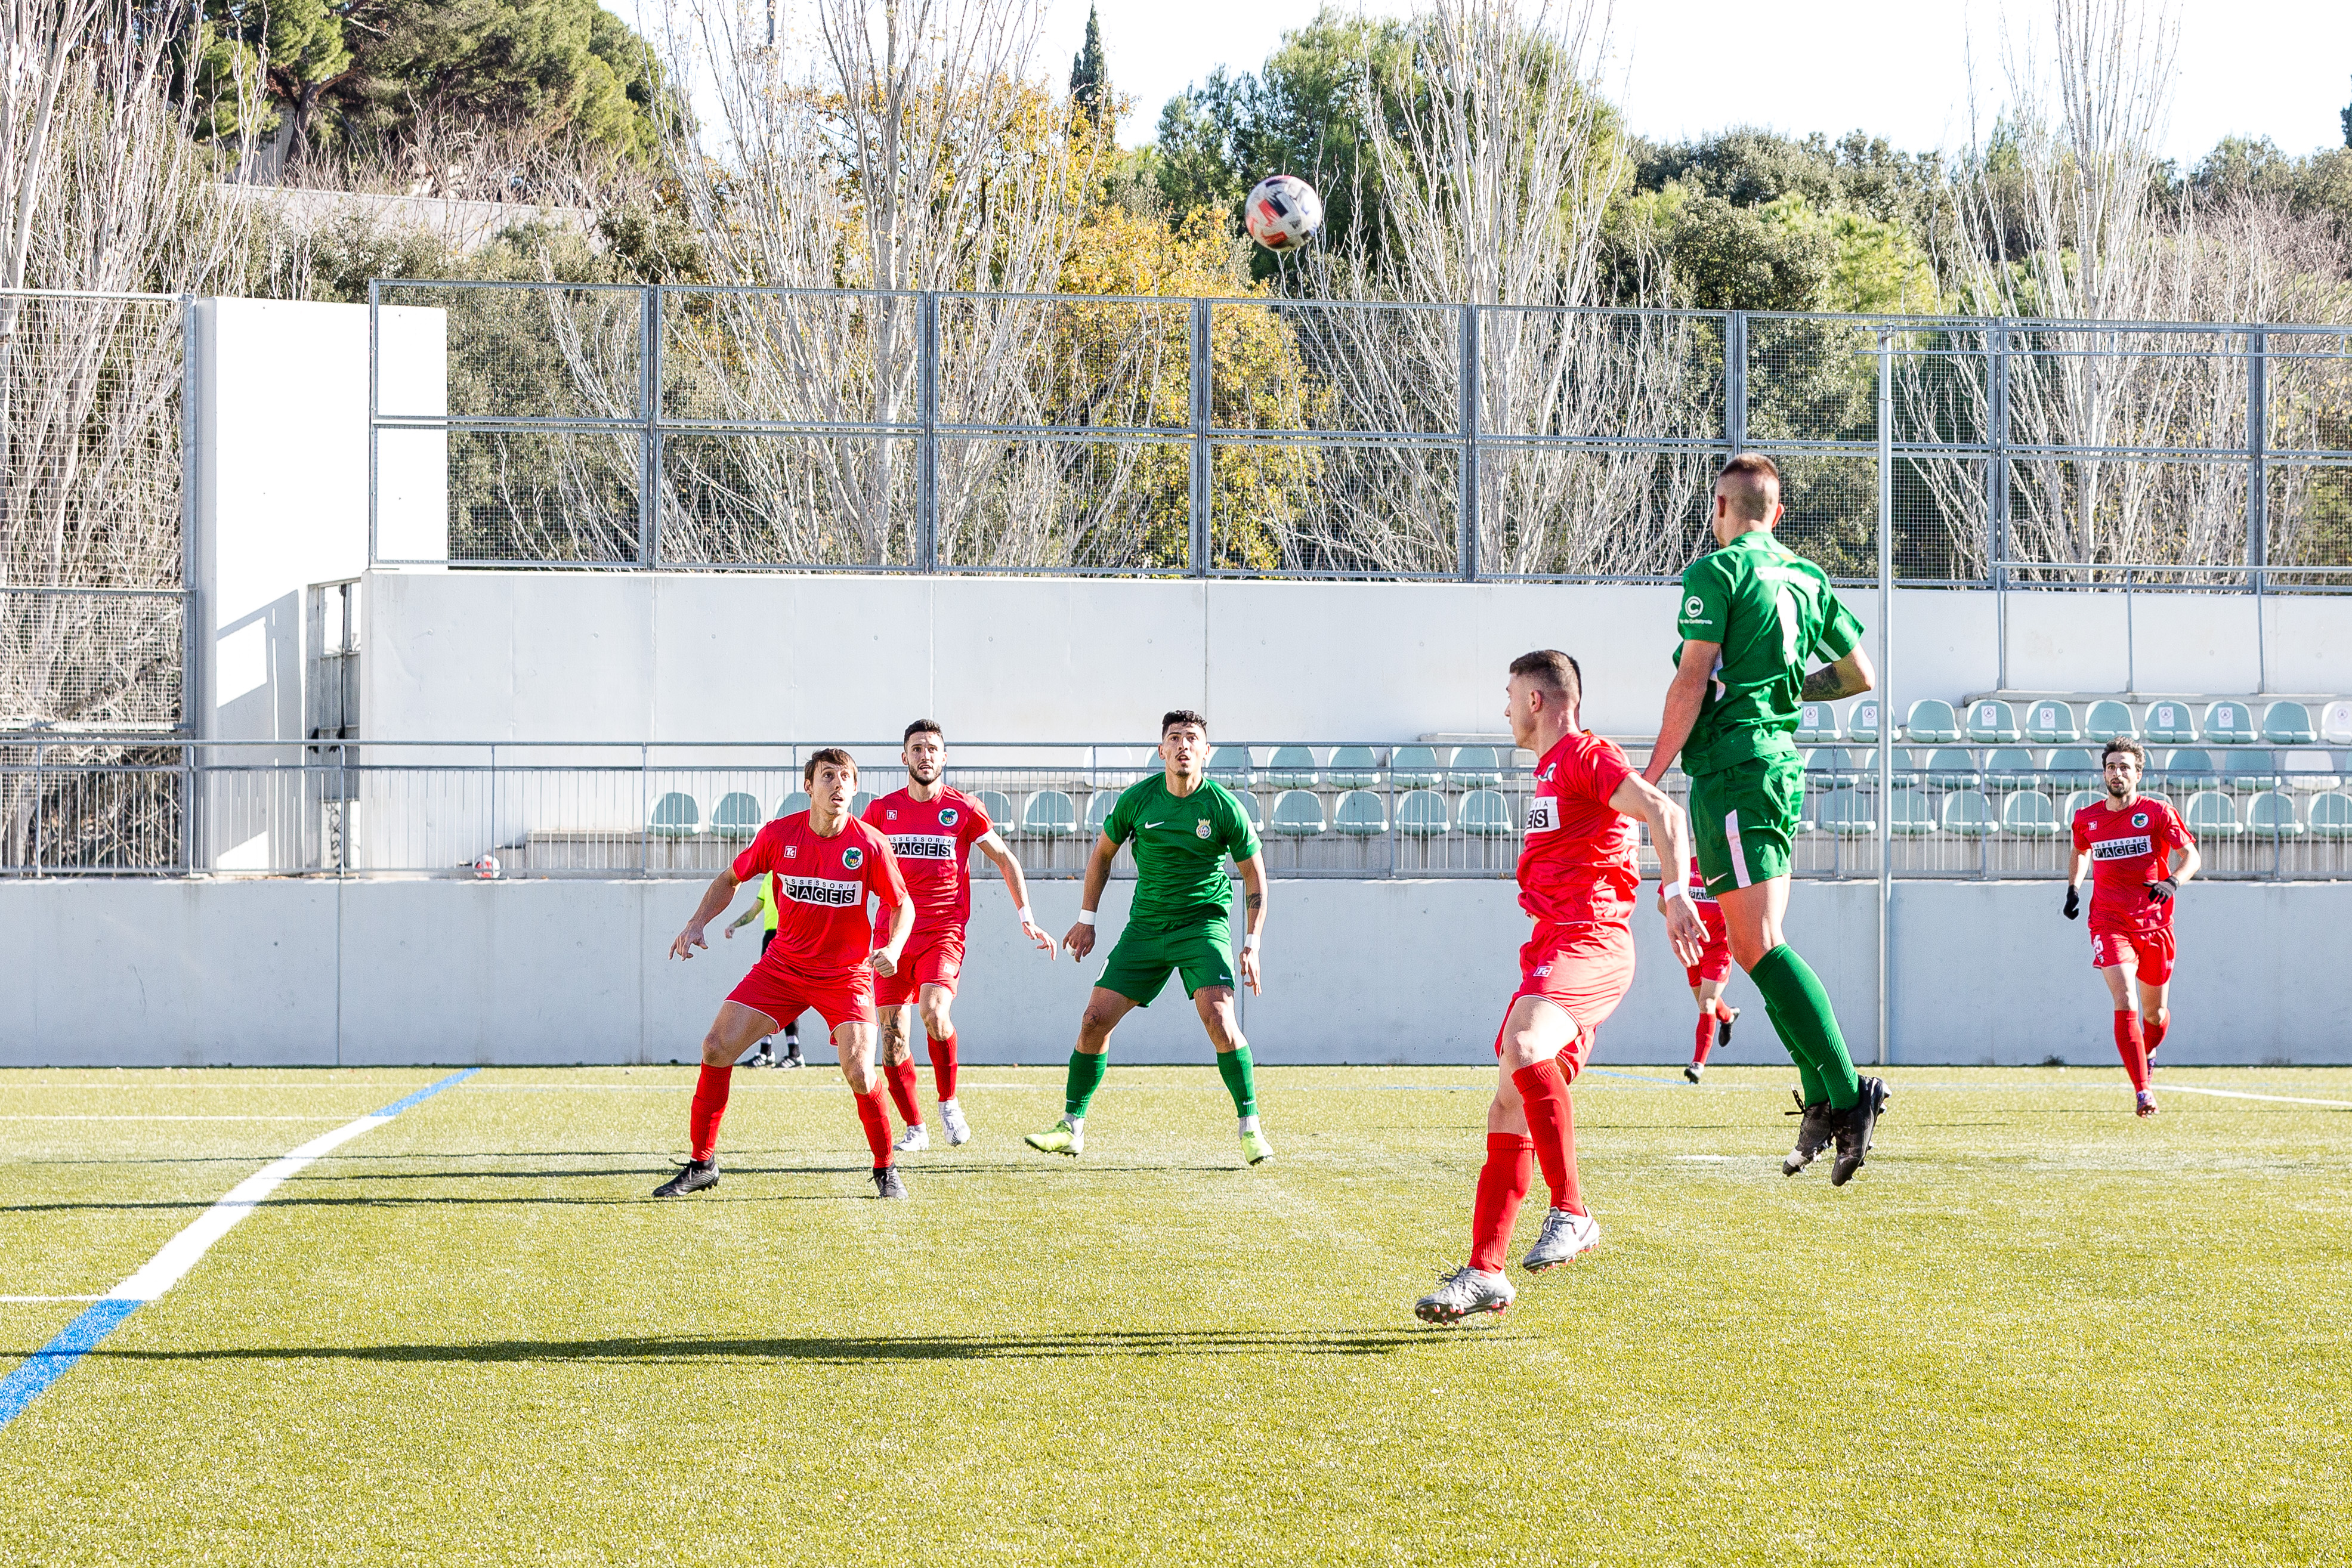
[2065,737,2199,1117]
[864,719,1056,1152]
[1417,650,1707,1325]
[1673,862,1738,1084]
[656,747,914,1198]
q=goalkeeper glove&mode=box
[2147,876,2178,904]
[2063,885,2081,920]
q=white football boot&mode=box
[1414,1266,1516,1325]
[1520,1207,1601,1273]
[894,1122,930,1154]
[940,1100,972,1146]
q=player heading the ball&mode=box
[657,747,915,1199]
[1024,710,1274,1165]
[1415,651,1707,1326]
[1644,452,1890,1184]
[2064,737,2200,1117]
[863,719,1056,1152]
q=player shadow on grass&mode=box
[94,1328,1449,1364]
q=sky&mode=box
[1049,0,2352,166]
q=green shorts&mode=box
[1688,753,1804,895]
[1099,917,1235,1006]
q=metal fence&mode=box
[9,738,2348,882]
[369,283,2352,590]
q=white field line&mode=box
[0,1115,350,1122]
[0,1296,106,1303]
[2156,1085,2352,1110]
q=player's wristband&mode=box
[1662,882,1696,907]
[1077,909,1097,926]
[1242,933,1261,952]
[1016,905,1034,927]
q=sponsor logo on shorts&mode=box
[890,833,957,861]
[2091,836,2152,860]
[841,846,865,871]
[1525,796,1560,833]
[1195,820,1212,838]
[782,876,863,907]
[938,806,959,827]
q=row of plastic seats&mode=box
[1803,747,2347,793]
[1806,786,2352,840]
[1206,744,1515,788]
[1800,697,2352,748]
[646,789,858,836]
[1010,785,1523,840]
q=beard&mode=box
[909,763,941,784]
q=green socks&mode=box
[1749,944,1859,1110]
[1215,1046,1259,1118]
[1064,1050,1109,1119]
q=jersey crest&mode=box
[842,846,864,871]
[938,806,959,827]
[1195,819,1212,838]
[2132,811,2148,828]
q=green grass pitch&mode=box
[4,1064,2348,1566]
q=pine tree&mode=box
[1070,4,1109,117]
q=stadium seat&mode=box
[2084,700,2137,742]
[1327,746,1381,788]
[2062,788,2100,822]
[1458,789,1513,837]
[1270,789,1327,836]
[2161,748,2215,787]
[2001,789,2063,838]
[1905,700,1960,744]
[1818,790,1875,837]
[2045,748,2098,791]
[1965,700,2020,743]
[778,790,811,818]
[1942,790,1996,837]
[1805,748,1858,791]
[648,791,700,837]
[1390,746,1447,788]
[2203,701,2256,746]
[1332,789,1387,836]
[2309,791,2352,840]
[1848,699,1883,744]
[1021,790,1081,838]
[2247,791,2304,839]
[2142,701,2196,746]
[1207,746,1254,786]
[1395,788,1449,837]
[2282,750,2344,792]
[1234,790,1263,829]
[1265,746,1320,788]
[709,791,764,837]
[2262,701,2317,746]
[2323,701,2352,746]
[1889,788,1936,836]
[1984,748,2038,790]
[1449,746,1505,787]
[2024,701,2080,744]
[974,789,1012,828]
[1084,791,1119,835]
[2223,750,2277,793]
[1925,746,1980,788]
[2185,790,2242,839]
[1797,703,1841,743]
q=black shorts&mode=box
[759,929,775,957]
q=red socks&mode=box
[854,1087,895,1167]
[883,1056,923,1128]
[1692,1013,1717,1066]
[1510,1056,1584,1216]
[929,1031,959,1102]
[2144,1012,2168,1059]
[689,1063,733,1161]
[2112,1010,2149,1093]
[1467,1133,1534,1273]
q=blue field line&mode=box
[0,1067,478,1435]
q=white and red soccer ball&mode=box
[1245,174,1323,252]
[473,853,500,880]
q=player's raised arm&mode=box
[670,868,743,960]
[1234,852,1268,995]
[1645,639,1719,787]
[1065,831,1118,959]
[1606,772,1707,967]
[976,828,1055,955]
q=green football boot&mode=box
[1239,1127,1274,1165]
[1024,1118,1084,1157]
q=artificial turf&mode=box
[2,1064,2347,1566]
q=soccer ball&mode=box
[1245,174,1323,252]
[472,853,500,880]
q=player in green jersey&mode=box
[1642,453,1891,1185]
[1024,709,1275,1165]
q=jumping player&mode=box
[657,748,914,1199]
[2064,737,2199,1116]
[1643,451,1890,1184]
[1023,710,1273,1165]
[1416,651,1705,1325]
[724,874,804,1068]
[863,719,1056,1152]
[1675,862,1738,1084]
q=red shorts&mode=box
[727,962,876,1035]
[874,930,965,1007]
[2091,926,2175,984]
[1495,921,1636,1057]
[1683,903,1732,986]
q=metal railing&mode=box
[8,738,2346,882]
[368,283,2352,590]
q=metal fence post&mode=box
[2248,327,2269,689]
[1189,298,1210,576]
[919,292,939,573]
[639,284,662,568]
[31,740,42,876]
[1458,302,1479,581]
[1990,320,2011,689]
[1876,329,1894,1068]
[180,293,202,872]
[1724,310,1747,454]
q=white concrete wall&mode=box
[7,877,2344,1068]
[360,570,2352,752]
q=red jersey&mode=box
[863,785,991,938]
[1516,731,1640,928]
[731,812,907,979]
[2072,794,2193,936]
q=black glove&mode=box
[2147,876,2178,905]
[2062,886,2080,920]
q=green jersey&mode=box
[1102,774,1261,929]
[753,873,778,931]
[1674,530,1865,777]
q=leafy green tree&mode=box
[1070,4,1109,119]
